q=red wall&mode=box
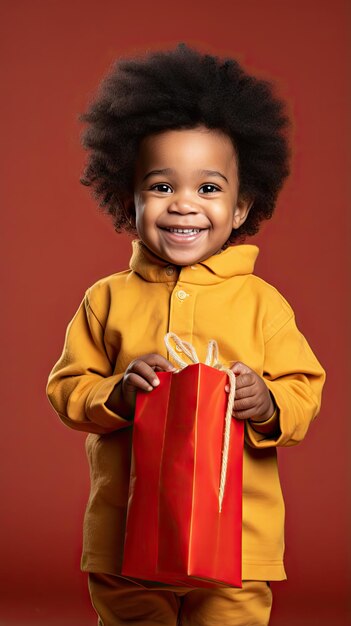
[1,1,350,623]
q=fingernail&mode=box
[153,378,160,386]
[225,385,229,392]
[147,385,153,391]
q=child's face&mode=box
[133,126,251,266]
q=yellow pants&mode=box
[88,574,273,626]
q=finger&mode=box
[127,360,163,387]
[140,353,176,372]
[225,373,255,393]
[233,396,258,413]
[233,407,260,421]
[233,386,258,401]
[235,373,256,390]
[230,361,253,376]
[124,372,156,393]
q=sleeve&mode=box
[46,289,129,434]
[245,313,326,449]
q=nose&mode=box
[167,197,199,215]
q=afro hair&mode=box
[80,44,290,241]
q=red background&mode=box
[1,1,350,624]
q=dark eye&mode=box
[151,183,173,193]
[199,184,220,194]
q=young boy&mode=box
[47,45,325,626]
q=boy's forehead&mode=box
[136,126,238,174]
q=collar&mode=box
[129,240,259,285]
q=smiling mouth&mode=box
[161,227,205,234]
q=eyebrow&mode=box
[198,169,228,183]
[142,168,173,182]
[142,168,228,183]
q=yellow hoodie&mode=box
[46,241,325,581]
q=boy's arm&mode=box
[245,314,326,448]
[46,290,129,434]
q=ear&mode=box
[122,196,137,230]
[232,196,253,230]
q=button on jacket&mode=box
[46,240,325,581]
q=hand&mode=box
[225,361,275,423]
[120,353,176,417]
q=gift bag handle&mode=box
[164,332,236,512]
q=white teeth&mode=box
[168,228,200,234]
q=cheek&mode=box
[135,195,161,225]
[134,200,158,242]
[212,203,236,228]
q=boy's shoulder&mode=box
[85,267,132,301]
[81,268,135,326]
[245,273,296,341]
[87,268,131,288]
[247,273,294,311]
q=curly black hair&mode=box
[80,44,290,240]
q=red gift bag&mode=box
[122,335,244,587]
